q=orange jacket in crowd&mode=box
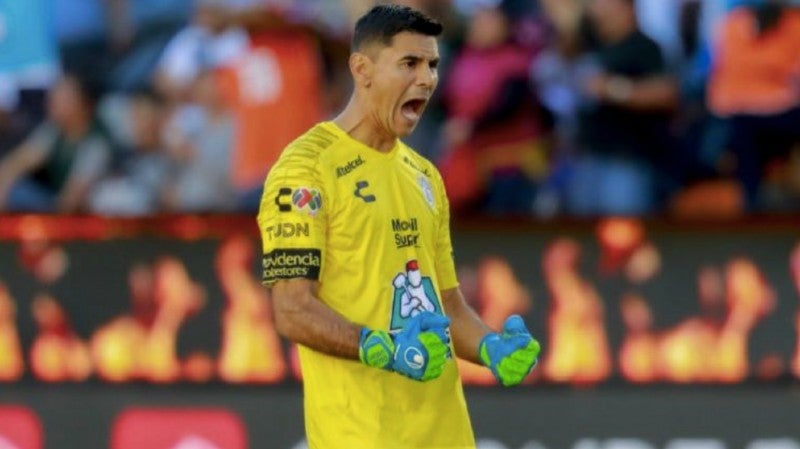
[708,7,800,116]
[218,31,324,192]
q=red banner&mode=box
[111,408,247,449]
[0,406,43,449]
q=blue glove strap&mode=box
[359,327,395,371]
[478,332,499,368]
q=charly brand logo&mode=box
[292,188,322,216]
[391,218,420,249]
[354,181,376,203]
[336,155,365,178]
[265,223,310,240]
[262,248,321,282]
[390,260,442,330]
[274,187,292,212]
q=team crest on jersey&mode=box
[417,175,435,208]
[390,260,442,330]
[292,187,322,216]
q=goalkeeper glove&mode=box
[359,311,451,381]
[479,315,541,386]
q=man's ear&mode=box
[350,52,374,89]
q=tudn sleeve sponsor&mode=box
[262,249,322,283]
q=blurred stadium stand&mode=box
[1,0,799,217]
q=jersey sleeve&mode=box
[432,167,459,291]
[256,149,327,286]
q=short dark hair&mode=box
[351,4,443,53]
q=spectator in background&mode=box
[532,0,596,213]
[0,74,113,213]
[218,3,325,210]
[0,75,23,157]
[89,90,171,215]
[107,0,193,91]
[154,0,249,103]
[0,0,61,155]
[533,0,592,132]
[162,71,235,212]
[439,0,549,216]
[338,0,379,29]
[54,0,110,74]
[125,0,193,26]
[635,0,683,66]
[567,0,678,216]
[707,0,800,210]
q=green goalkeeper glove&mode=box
[359,311,451,381]
[479,315,541,386]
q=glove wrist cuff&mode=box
[358,327,395,370]
[357,327,371,365]
[478,332,498,367]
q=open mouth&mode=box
[401,98,427,122]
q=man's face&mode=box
[365,32,440,137]
[194,4,227,34]
[130,97,163,151]
[467,8,508,50]
[47,77,85,127]
[589,0,629,41]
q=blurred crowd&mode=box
[0,0,799,217]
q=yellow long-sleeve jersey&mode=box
[257,122,475,449]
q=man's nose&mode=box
[416,65,437,89]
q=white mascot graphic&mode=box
[393,260,436,318]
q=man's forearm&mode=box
[57,181,90,213]
[442,288,491,364]
[605,75,678,111]
[272,280,362,360]
[0,166,21,209]
[0,142,48,209]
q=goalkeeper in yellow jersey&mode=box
[257,5,541,449]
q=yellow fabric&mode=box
[257,122,475,449]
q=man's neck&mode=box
[62,116,92,142]
[332,97,396,153]
[602,19,637,46]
